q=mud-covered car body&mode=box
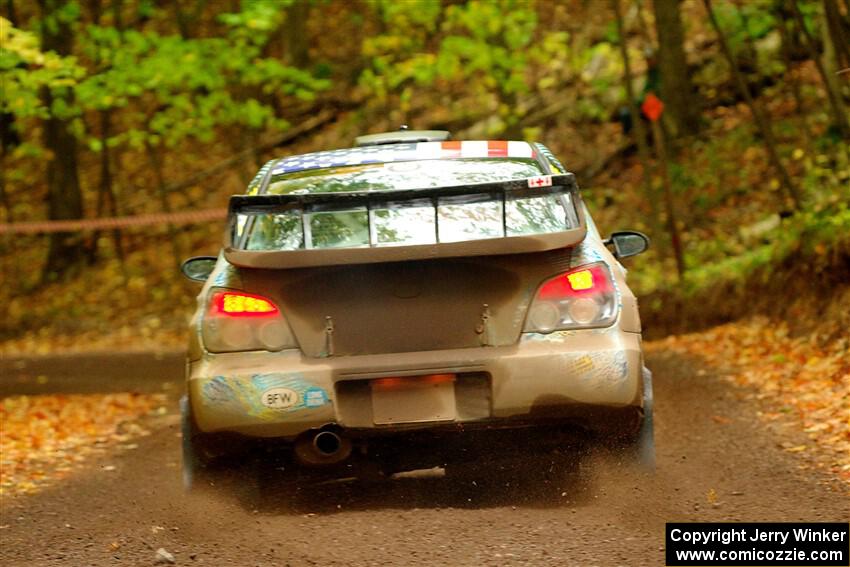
[182,136,652,480]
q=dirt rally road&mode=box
[1,351,848,566]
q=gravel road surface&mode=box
[1,351,847,566]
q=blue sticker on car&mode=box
[200,373,331,420]
[303,386,329,408]
[271,144,420,175]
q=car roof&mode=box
[267,140,542,178]
[354,130,450,146]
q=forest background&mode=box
[1,0,849,353]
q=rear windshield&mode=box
[239,159,579,251]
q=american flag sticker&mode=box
[272,141,539,176]
[527,175,553,188]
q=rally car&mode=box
[180,130,653,491]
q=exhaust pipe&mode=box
[313,431,342,456]
[294,429,352,466]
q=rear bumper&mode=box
[188,327,643,439]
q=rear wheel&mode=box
[180,396,217,492]
[622,366,655,472]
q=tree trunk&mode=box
[703,0,802,210]
[823,0,850,70]
[90,110,125,268]
[1,0,20,222]
[173,0,207,39]
[737,5,761,79]
[652,0,701,138]
[284,0,310,68]
[0,146,11,223]
[613,0,665,259]
[87,0,124,267]
[789,0,850,139]
[778,16,813,150]
[650,118,686,280]
[39,0,86,282]
[145,142,184,271]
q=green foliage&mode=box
[74,24,327,149]
[360,0,561,132]
[682,202,850,295]
[574,41,624,120]
[369,0,442,33]
[0,17,85,119]
[218,0,293,37]
[710,0,786,77]
[2,1,329,153]
[443,0,538,94]
[360,0,442,100]
[621,104,849,299]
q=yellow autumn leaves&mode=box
[649,317,850,485]
[0,393,167,497]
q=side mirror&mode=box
[604,231,649,259]
[181,256,217,282]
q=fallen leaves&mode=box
[0,393,167,497]
[648,316,850,485]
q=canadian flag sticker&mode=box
[527,175,553,188]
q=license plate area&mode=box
[371,374,456,425]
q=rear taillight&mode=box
[202,289,297,352]
[524,262,618,333]
[213,291,279,316]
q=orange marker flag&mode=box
[642,92,664,122]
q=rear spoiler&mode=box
[224,174,586,269]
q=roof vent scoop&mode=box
[355,130,451,147]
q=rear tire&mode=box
[624,366,655,473]
[181,396,216,492]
